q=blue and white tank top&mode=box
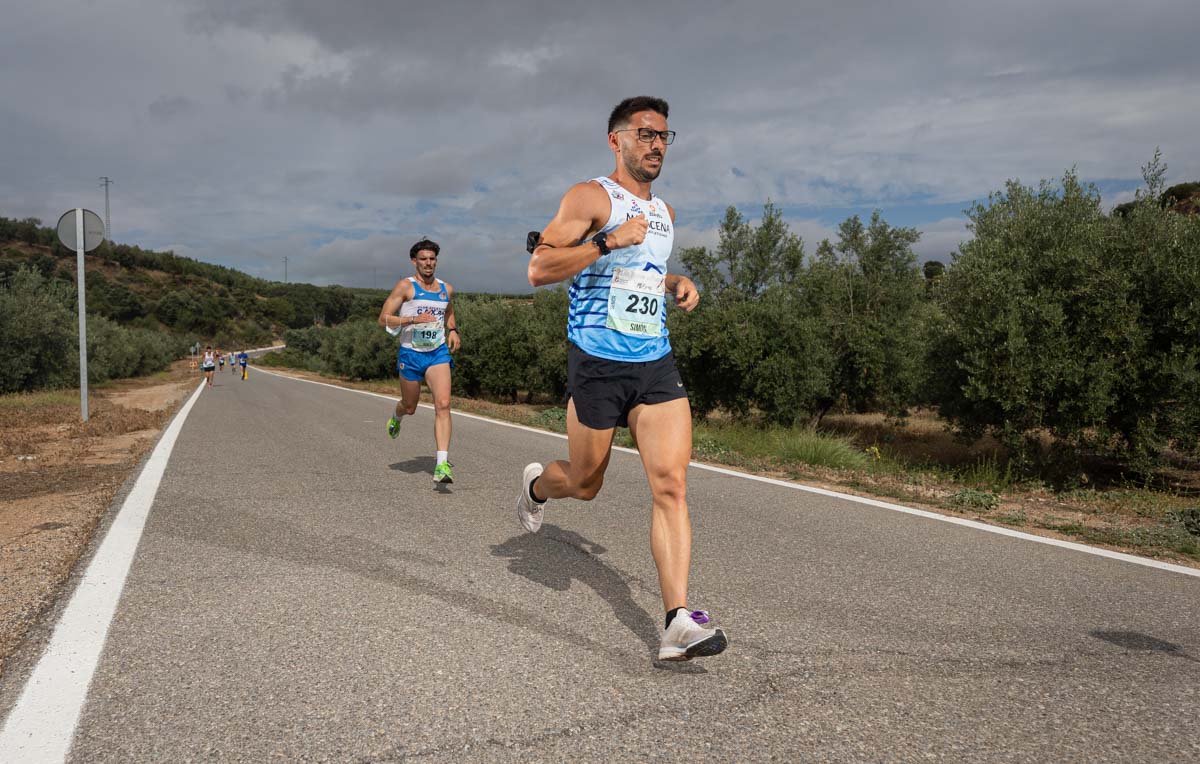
[398,277,449,353]
[567,177,674,362]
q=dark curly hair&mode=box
[409,239,440,259]
[608,96,669,133]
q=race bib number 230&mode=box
[607,266,664,337]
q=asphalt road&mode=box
[4,366,1199,762]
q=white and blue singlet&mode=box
[567,177,674,363]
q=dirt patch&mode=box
[106,382,193,413]
[0,364,196,679]
[823,409,1005,468]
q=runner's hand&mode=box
[447,330,460,352]
[673,276,699,312]
[608,215,648,250]
[411,313,438,324]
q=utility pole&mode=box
[283,256,288,283]
[98,176,113,247]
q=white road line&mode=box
[0,381,207,764]
[255,366,1200,580]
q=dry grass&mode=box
[821,409,1005,468]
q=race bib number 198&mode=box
[412,322,444,349]
[607,266,664,337]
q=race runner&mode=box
[378,239,461,484]
[201,346,216,388]
[519,96,727,661]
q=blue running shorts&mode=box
[397,345,454,382]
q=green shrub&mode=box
[692,423,869,471]
[0,268,78,392]
[451,297,533,400]
[258,347,324,372]
[1175,507,1200,537]
[929,155,1200,472]
[948,488,1001,512]
[958,456,1015,492]
[0,266,181,392]
[530,406,568,432]
[675,204,927,426]
[526,288,569,400]
[282,325,327,356]
[319,319,396,379]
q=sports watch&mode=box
[591,232,612,256]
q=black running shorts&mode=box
[566,343,688,429]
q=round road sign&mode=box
[56,209,106,252]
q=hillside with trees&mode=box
[0,217,388,348]
[0,217,388,393]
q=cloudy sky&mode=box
[2,0,1196,292]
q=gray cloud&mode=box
[148,95,196,119]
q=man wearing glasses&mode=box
[519,96,728,662]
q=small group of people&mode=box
[378,96,727,662]
[200,346,249,386]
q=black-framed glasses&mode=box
[614,128,675,145]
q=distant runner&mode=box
[237,350,249,380]
[218,349,226,374]
[378,239,461,484]
[201,346,216,387]
[519,96,726,661]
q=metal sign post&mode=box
[75,210,87,420]
[55,208,105,422]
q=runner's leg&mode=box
[533,398,615,501]
[396,377,421,419]
[627,397,692,611]
[424,362,452,453]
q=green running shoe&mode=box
[386,415,401,439]
[433,461,454,484]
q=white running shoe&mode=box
[657,609,728,661]
[517,462,546,533]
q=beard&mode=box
[624,152,663,183]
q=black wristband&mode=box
[447,327,458,333]
[591,232,611,257]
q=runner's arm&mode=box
[665,273,700,312]
[444,284,460,352]
[661,204,700,311]
[527,182,648,287]
[378,280,414,331]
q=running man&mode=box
[217,349,225,374]
[378,239,461,484]
[237,349,249,380]
[519,96,727,661]
[201,345,216,387]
